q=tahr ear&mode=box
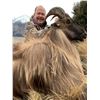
[51,22,60,27]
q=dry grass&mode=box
[13,36,25,44]
[72,39,87,75]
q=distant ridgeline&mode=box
[13,15,30,37]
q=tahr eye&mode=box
[66,19,71,24]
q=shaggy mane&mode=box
[13,28,86,99]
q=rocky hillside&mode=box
[13,15,30,37]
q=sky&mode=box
[12,0,82,20]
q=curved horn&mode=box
[46,7,66,19]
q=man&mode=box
[30,5,47,30]
[24,5,47,39]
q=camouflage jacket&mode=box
[24,21,48,40]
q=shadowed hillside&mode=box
[13,15,30,37]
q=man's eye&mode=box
[41,13,45,16]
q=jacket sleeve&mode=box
[24,21,38,40]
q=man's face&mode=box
[33,7,46,25]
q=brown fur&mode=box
[13,28,86,100]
